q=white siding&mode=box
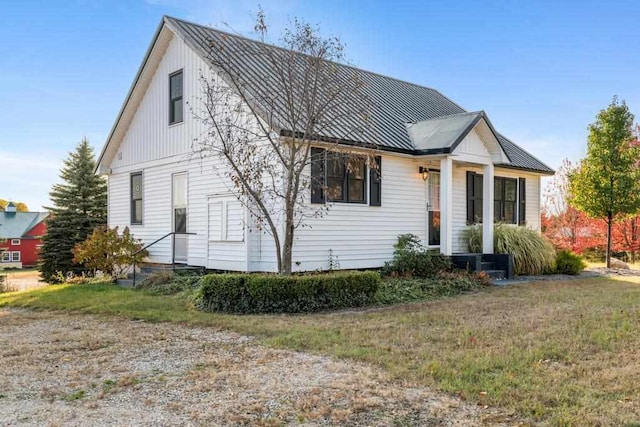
[451,164,542,253]
[109,33,203,169]
[106,31,248,270]
[104,28,545,272]
[289,154,429,271]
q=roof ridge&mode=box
[164,15,461,99]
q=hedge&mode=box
[196,271,381,314]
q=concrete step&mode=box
[484,269,506,280]
[480,261,495,271]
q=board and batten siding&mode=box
[106,30,250,270]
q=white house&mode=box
[96,16,554,273]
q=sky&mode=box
[1,0,639,211]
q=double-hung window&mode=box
[11,251,20,262]
[466,172,526,225]
[131,172,143,225]
[169,70,183,125]
[494,177,517,224]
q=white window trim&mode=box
[11,251,20,262]
[1,252,10,262]
[11,239,20,245]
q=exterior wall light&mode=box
[419,166,429,181]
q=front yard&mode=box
[2,276,640,426]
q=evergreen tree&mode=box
[569,97,640,268]
[39,139,107,282]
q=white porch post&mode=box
[440,157,453,255]
[482,163,494,254]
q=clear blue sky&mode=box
[1,0,639,210]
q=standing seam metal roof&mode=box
[0,212,48,239]
[165,16,554,174]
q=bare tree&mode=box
[192,10,375,274]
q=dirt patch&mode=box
[2,270,47,292]
[0,309,523,426]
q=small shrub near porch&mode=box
[197,271,381,314]
[381,233,451,278]
[554,249,587,275]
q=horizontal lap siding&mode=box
[291,155,426,271]
[452,165,542,253]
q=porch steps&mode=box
[450,253,514,282]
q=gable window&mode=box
[313,149,367,204]
[466,173,526,225]
[131,172,143,225]
[169,70,183,125]
[11,239,20,245]
[11,251,20,262]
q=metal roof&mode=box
[164,16,554,174]
[0,212,48,239]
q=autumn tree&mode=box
[569,98,640,267]
[193,10,373,274]
[542,158,603,253]
[39,139,107,282]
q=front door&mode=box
[427,171,441,246]
[172,173,188,263]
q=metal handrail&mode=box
[132,232,196,287]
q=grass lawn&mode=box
[2,277,640,426]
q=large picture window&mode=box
[466,172,526,225]
[169,70,183,125]
[131,172,143,225]
[313,149,368,204]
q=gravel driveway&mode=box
[0,309,523,426]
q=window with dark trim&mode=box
[467,173,527,225]
[131,172,143,225]
[169,70,183,125]
[310,149,369,204]
[494,177,517,224]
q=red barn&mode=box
[0,202,49,269]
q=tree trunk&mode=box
[280,202,296,275]
[606,211,613,268]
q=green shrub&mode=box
[375,270,489,305]
[554,250,586,275]
[382,234,450,278]
[196,271,381,314]
[463,224,556,276]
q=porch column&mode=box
[482,163,494,254]
[440,157,453,255]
